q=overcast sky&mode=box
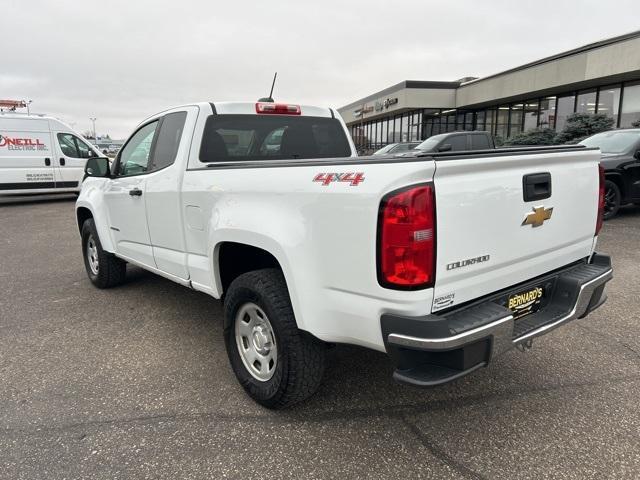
[2,0,638,138]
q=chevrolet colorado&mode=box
[76,101,612,408]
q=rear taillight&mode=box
[255,103,301,115]
[596,164,605,235]
[378,184,436,289]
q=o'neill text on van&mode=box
[0,135,48,151]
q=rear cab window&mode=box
[199,115,351,162]
[470,134,491,150]
[447,135,468,151]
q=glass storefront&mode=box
[523,100,539,131]
[576,89,597,114]
[597,85,621,125]
[555,95,575,131]
[620,82,640,127]
[510,103,524,137]
[495,106,509,139]
[349,80,640,151]
[539,96,556,129]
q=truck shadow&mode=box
[117,266,558,417]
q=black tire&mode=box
[224,268,325,409]
[603,180,621,220]
[81,218,127,288]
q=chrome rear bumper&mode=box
[382,254,612,387]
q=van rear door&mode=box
[0,118,56,193]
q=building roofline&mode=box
[339,30,640,114]
[459,29,640,88]
[339,80,461,111]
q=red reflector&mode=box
[255,103,301,115]
[378,184,436,289]
[596,164,605,235]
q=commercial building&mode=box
[338,31,640,151]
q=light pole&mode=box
[89,117,97,140]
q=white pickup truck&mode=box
[76,101,612,408]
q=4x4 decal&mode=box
[313,172,365,186]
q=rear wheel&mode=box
[224,268,325,409]
[81,218,127,288]
[603,180,621,220]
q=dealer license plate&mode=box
[507,285,545,320]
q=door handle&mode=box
[44,158,51,166]
[129,188,143,197]
[60,157,66,166]
[523,172,551,202]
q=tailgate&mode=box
[431,147,600,312]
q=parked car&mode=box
[0,113,103,195]
[580,129,640,219]
[413,130,495,153]
[76,101,611,409]
[373,142,421,155]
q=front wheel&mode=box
[224,269,325,409]
[603,180,621,220]
[81,218,127,288]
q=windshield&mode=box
[389,143,420,153]
[199,115,351,162]
[373,144,395,155]
[415,136,443,152]
[580,131,640,154]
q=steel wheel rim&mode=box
[87,235,99,275]
[235,303,277,382]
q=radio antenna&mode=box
[259,72,277,103]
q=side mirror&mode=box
[438,143,452,152]
[634,150,640,161]
[85,156,111,177]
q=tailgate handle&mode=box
[523,172,551,202]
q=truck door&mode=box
[54,131,98,189]
[144,110,191,280]
[103,121,159,267]
[0,119,56,191]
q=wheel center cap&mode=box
[252,325,271,354]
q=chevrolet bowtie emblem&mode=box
[522,206,553,227]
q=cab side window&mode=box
[448,135,468,151]
[149,112,187,170]
[117,121,158,176]
[57,133,95,159]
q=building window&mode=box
[555,94,575,131]
[597,85,621,126]
[539,96,556,129]
[576,89,597,114]
[523,100,539,131]
[485,109,496,135]
[496,106,509,139]
[475,111,486,131]
[509,103,524,136]
[464,112,474,131]
[621,82,640,127]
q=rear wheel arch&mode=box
[216,242,284,297]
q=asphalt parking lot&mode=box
[1,194,639,479]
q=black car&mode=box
[580,129,640,219]
[414,131,495,153]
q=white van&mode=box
[0,113,103,195]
